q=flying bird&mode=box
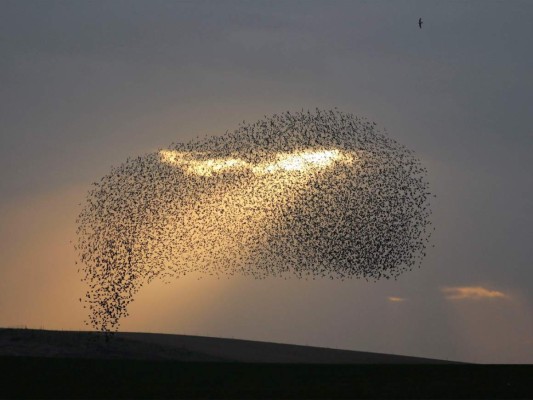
[419,17,423,29]
[76,109,433,332]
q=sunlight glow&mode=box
[159,150,248,176]
[160,149,354,176]
[388,296,406,302]
[442,286,508,300]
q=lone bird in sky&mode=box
[419,17,423,29]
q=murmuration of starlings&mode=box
[76,109,433,332]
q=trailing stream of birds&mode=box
[76,109,433,332]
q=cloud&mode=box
[388,296,406,302]
[442,286,508,301]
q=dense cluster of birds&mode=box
[76,109,433,332]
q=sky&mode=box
[1,0,532,363]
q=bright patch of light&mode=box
[159,150,249,177]
[254,149,352,174]
[160,149,354,176]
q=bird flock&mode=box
[76,109,433,332]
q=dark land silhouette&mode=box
[1,328,531,399]
[0,328,451,363]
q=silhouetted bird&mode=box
[419,18,423,29]
[76,109,433,332]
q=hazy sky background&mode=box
[1,0,532,363]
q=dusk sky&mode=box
[1,0,532,363]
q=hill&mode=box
[1,328,531,399]
[1,328,451,363]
